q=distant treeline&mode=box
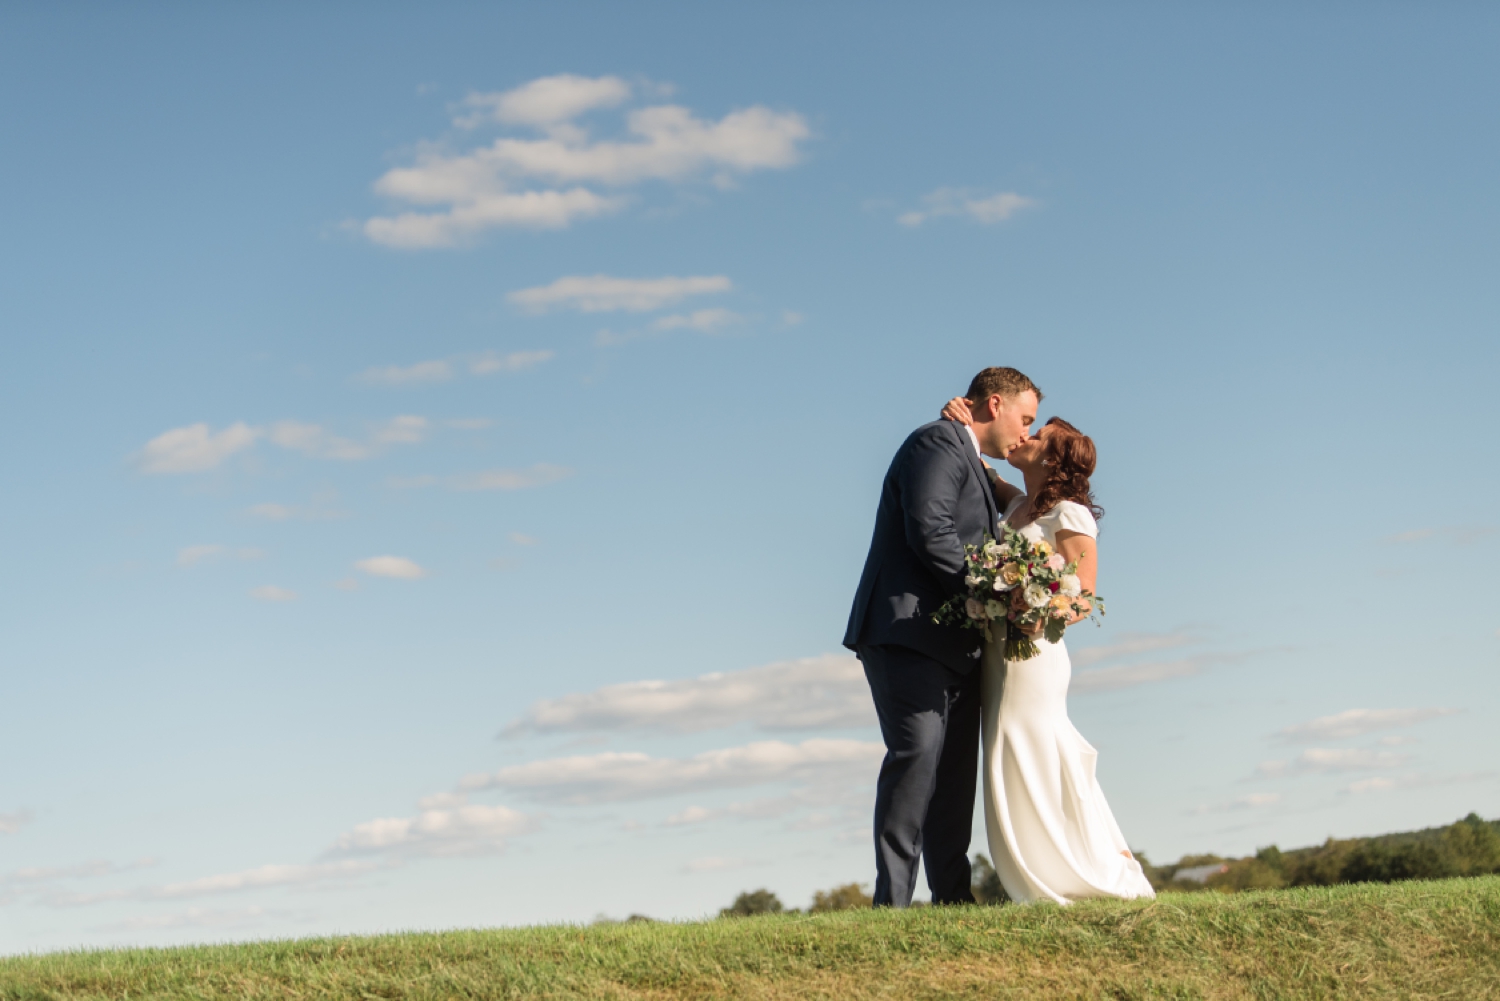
[719,813,1500,914]
[1140,812,1500,894]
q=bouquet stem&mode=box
[1004,620,1040,662]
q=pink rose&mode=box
[1045,553,1066,571]
[965,597,986,620]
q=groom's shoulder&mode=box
[896,420,964,460]
[905,420,962,448]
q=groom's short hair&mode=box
[966,367,1042,405]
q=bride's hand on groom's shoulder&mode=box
[940,397,973,425]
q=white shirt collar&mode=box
[963,424,983,458]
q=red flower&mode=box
[1048,582,1060,593]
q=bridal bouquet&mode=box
[930,525,1104,661]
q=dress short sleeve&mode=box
[1044,500,1098,539]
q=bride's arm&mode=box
[1055,530,1097,624]
[939,397,1023,509]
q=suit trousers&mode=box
[859,643,980,907]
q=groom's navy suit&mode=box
[844,419,998,906]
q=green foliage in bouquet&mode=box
[931,524,1103,661]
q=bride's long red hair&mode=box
[1031,417,1104,522]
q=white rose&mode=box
[982,541,1003,559]
[992,577,1012,592]
[965,575,985,589]
[1060,574,1082,597]
[984,600,1005,619]
[1024,583,1050,608]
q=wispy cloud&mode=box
[358,350,553,385]
[651,308,743,333]
[1189,793,1281,815]
[460,738,885,804]
[1071,631,1196,668]
[1343,770,1496,795]
[450,464,574,492]
[1071,654,1230,694]
[49,860,384,907]
[501,654,873,737]
[1273,708,1460,743]
[0,810,34,835]
[177,545,263,568]
[134,422,260,474]
[1383,526,1495,546]
[509,274,731,313]
[1255,748,1412,778]
[354,556,427,580]
[328,802,536,859]
[363,75,809,248]
[136,417,430,473]
[898,188,1035,228]
[249,585,297,603]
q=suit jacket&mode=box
[843,420,999,673]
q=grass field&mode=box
[3,876,1498,1000]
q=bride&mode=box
[942,399,1155,905]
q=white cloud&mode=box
[509,274,732,313]
[449,464,574,492]
[4,858,156,886]
[358,360,454,385]
[360,351,553,384]
[354,556,427,580]
[458,74,632,128]
[1255,748,1412,778]
[509,533,539,546]
[364,77,809,248]
[1274,708,1460,743]
[663,806,715,827]
[1190,793,1281,815]
[177,544,227,567]
[470,349,554,374]
[460,738,884,804]
[152,861,380,900]
[502,654,873,737]
[135,422,260,474]
[249,585,297,602]
[364,188,623,248]
[0,810,33,835]
[138,418,430,473]
[329,803,536,859]
[780,310,805,326]
[899,188,1035,227]
[371,415,430,446]
[651,308,743,333]
[266,421,372,461]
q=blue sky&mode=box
[3,2,1498,952]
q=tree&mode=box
[809,883,872,912]
[719,889,785,917]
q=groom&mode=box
[844,366,1041,906]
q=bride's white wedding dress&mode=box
[980,495,1155,904]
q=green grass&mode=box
[4,877,1499,1000]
